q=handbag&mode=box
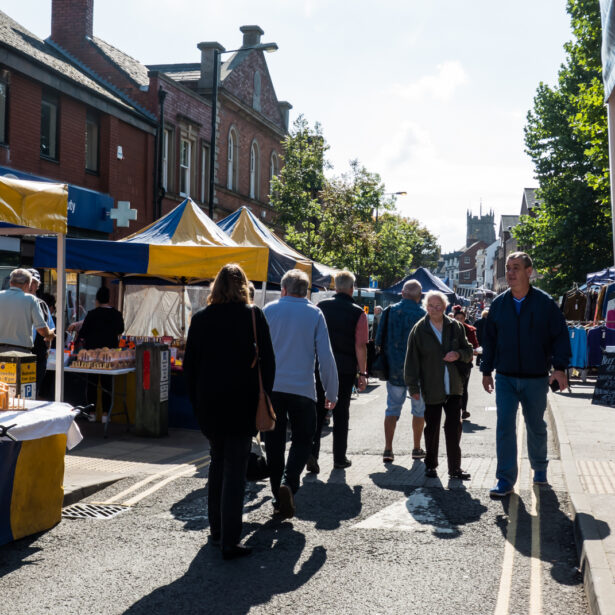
[251,307,276,432]
[449,321,472,380]
[371,306,390,380]
[246,433,270,481]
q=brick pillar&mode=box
[51,0,94,49]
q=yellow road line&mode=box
[529,483,542,615]
[105,455,209,503]
[122,459,210,506]
[494,413,524,615]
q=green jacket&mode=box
[404,314,473,405]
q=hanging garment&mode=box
[563,290,587,321]
[587,325,615,367]
[568,326,587,368]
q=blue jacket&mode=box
[481,286,571,378]
[375,298,426,386]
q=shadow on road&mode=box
[0,533,42,578]
[295,481,363,530]
[461,419,488,434]
[124,521,327,615]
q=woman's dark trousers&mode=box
[461,372,471,413]
[424,395,463,474]
[86,374,113,413]
[207,434,252,549]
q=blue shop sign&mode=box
[0,166,113,233]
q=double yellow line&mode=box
[101,454,210,507]
[494,415,543,615]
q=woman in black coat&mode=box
[184,264,275,560]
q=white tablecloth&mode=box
[0,400,83,450]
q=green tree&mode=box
[514,0,611,296]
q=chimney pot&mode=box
[240,25,264,47]
[278,101,292,131]
[197,42,225,91]
[51,0,94,47]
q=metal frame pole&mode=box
[608,98,615,266]
[55,232,66,402]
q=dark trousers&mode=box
[207,434,252,549]
[461,372,471,413]
[87,374,112,413]
[424,395,463,474]
[264,392,316,502]
[33,346,47,399]
[312,371,355,463]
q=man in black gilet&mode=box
[309,271,369,471]
[28,269,54,398]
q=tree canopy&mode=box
[270,116,440,288]
[514,0,611,296]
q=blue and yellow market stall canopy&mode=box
[218,206,339,288]
[0,176,68,234]
[34,199,269,281]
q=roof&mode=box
[90,36,150,88]
[147,63,201,82]
[0,11,131,111]
[385,267,457,298]
[500,215,520,232]
[523,188,539,209]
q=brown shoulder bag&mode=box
[251,307,276,432]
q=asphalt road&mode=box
[1,369,588,614]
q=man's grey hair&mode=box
[402,279,422,301]
[507,251,533,268]
[9,268,32,287]
[281,269,310,297]
[422,290,449,310]
[334,270,355,292]
[374,305,383,314]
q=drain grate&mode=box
[62,502,130,520]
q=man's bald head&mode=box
[402,280,422,301]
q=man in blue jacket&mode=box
[481,252,571,497]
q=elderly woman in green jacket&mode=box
[404,290,473,480]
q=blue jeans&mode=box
[495,374,549,487]
[264,392,316,503]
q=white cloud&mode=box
[393,61,468,102]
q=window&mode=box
[40,91,59,159]
[85,110,99,172]
[464,256,471,264]
[227,127,238,191]
[0,79,7,145]
[249,141,260,200]
[179,138,191,197]
[269,151,278,187]
[162,127,174,192]
[464,271,471,280]
[252,71,261,111]
[200,144,210,204]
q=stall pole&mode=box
[608,97,615,266]
[259,281,266,307]
[55,233,66,402]
[118,279,125,314]
[181,285,186,340]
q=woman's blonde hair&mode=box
[208,264,250,305]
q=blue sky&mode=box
[3,0,573,252]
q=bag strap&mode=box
[250,307,265,391]
[381,306,391,350]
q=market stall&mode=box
[385,267,459,305]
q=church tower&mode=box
[466,206,495,246]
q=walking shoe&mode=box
[222,545,252,560]
[383,449,394,463]
[412,448,426,459]
[277,485,296,519]
[461,411,471,419]
[449,468,471,481]
[533,470,548,485]
[306,455,320,474]
[490,480,514,498]
[425,467,438,478]
[334,458,352,469]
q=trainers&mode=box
[449,468,471,481]
[533,470,548,485]
[425,467,438,478]
[461,411,471,419]
[383,449,394,463]
[334,458,352,469]
[306,455,320,474]
[277,485,295,519]
[412,448,426,459]
[490,480,514,497]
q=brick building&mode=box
[456,240,488,297]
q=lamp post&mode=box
[376,191,407,224]
[207,42,278,219]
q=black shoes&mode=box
[278,484,296,519]
[306,455,320,474]
[425,468,438,478]
[449,469,471,481]
[222,545,252,560]
[334,458,352,469]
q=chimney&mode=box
[197,42,225,91]
[278,101,293,131]
[240,25,264,47]
[51,0,94,48]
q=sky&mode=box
[2,0,573,252]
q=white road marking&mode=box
[354,488,455,534]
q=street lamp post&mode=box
[207,42,278,219]
[376,191,407,224]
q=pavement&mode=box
[62,377,615,615]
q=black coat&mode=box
[79,306,124,349]
[183,302,275,438]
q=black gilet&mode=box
[318,292,363,375]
